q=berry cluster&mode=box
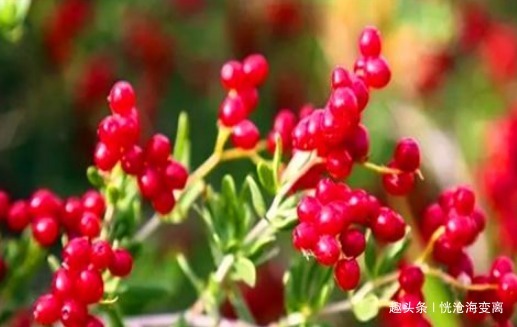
[382,138,421,196]
[218,54,269,149]
[293,178,407,291]
[94,81,188,215]
[33,237,133,326]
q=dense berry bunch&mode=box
[218,54,269,150]
[94,81,188,215]
[382,138,421,196]
[33,237,133,326]
[293,178,407,291]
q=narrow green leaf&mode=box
[243,175,266,217]
[221,175,239,209]
[173,111,191,168]
[377,234,411,276]
[228,284,256,324]
[231,257,256,287]
[166,180,205,223]
[176,254,204,294]
[364,231,377,278]
[352,293,379,322]
[86,166,104,188]
[257,162,277,194]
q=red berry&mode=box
[6,200,31,232]
[351,76,369,111]
[334,258,360,290]
[314,204,346,236]
[63,237,91,270]
[79,212,101,239]
[326,148,353,179]
[321,110,353,146]
[86,316,105,327]
[472,207,486,232]
[109,249,133,277]
[152,191,176,214]
[382,170,415,196]
[359,26,382,57]
[491,256,515,282]
[313,235,340,266]
[219,96,247,127]
[432,235,462,265]
[498,273,517,304]
[63,197,83,231]
[331,67,352,89]
[297,196,321,224]
[235,86,259,113]
[328,87,358,120]
[448,251,474,278]
[121,145,145,175]
[82,191,106,217]
[231,120,260,150]
[29,189,62,217]
[421,203,445,240]
[315,178,349,204]
[108,81,136,115]
[343,189,370,225]
[454,186,476,215]
[164,160,188,190]
[399,265,424,293]
[364,57,391,89]
[91,240,114,271]
[138,168,163,199]
[32,216,60,246]
[145,134,171,166]
[33,294,61,325]
[292,222,318,251]
[60,298,88,326]
[345,124,370,162]
[97,115,124,149]
[0,190,10,221]
[76,269,104,304]
[394,138,420,172]
[243,54,269,86]
[51,268,75,300]
[220,60,245,90]
[445,213,476,246]
[94,142,119,171]
[438,188,455,210]
[339,228,366,258]
[371,207,406,243]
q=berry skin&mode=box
[51,268,75,300]
[328,87,358,120]
[448,251,474,278]
[339,228,366,258]
[497,273,517,304]
[94,142,120,171]
[398,265,424,293]
[219,96,247,127]
[382,170,415,196]
[491,256,515,282]
[313,235,341,266]
[231,120,260,150]
[359,26,382,57]
[471,207,486,232]
[63,237,91,270]
[121,145,145,175]
[421,203,446,240]
[454,186,476,215]
[345,124,370,162]
[371,207,406,243]
[82,191,106,217]
[91,240,114,271]
[109,249,133,277]
[432,235,462,265]
[236,86,258,113]
[33,294,61,325]
[79,212,101,239]
[138,168,163,199]
[164,160,188,190]
[292,222,318,251]
[394,138,421,172]
[220,60,245,90]
[108,81,136,116]
[0,191,9,221]
[331,67,352,89]
[151,191,176,214]
[29,189,62,217]
[63,197,83,231]
[315,178,349,204]
[61,298,88,326]
[326,149,353,179]
[145,134,171,166]
[6,200,31,232]
[76,269,104,304]
[242,54,269,86]
[32,216,60,246]
[297,196,321,224]
[351,76,369,111]
[314,205,346,236]
[86,315,105,327]
[445,213,476,246]
[364,57,391,89]
[334,258,360,290]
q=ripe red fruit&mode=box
[371,207,406,243]
[235,86,258,113]
[297,196,321,224]
[382,170,415,196]
[445,213,476,246]
[33,294,61,325]
[231,120,260,150]
[109,249,133,277]
[339,228,366,258]
[432,235,462,265]
[6,200,31,232]
[90,240,114,271]
[151,191,176,214]
[351,76,369,111]
[292,222,318,251]
[421,203,446,240]
[491,256,515,282]
[398,265,424,293]
[313,235,340,266]
[164,160,188,190]
[243,54,269,86]
[108,81,136,115]
[51,268,75,299]
[471,207,486,232]
[61,298,88,326]
[314,205,346,236]
[32,216,60,246]
[334,258,360,290]
[219,96,247,127]
[326,149,353,179]
[315,178,349,204]
[448,251,474,278]
[345,124,370,162]
[82,191,106,217]
[328,87,358,120]
[331,67,352,89]
[94,142,119,171]
[394,138,420,172]
[86,315,104,327]
[145,134,171,166]
[79,212,101,239]
[137,168,163,199]
[0,191,9,221]
[220,60,245,90]
[76,269,104,304]
[454,186,476,215]
[121,145,145,175]
[29,189,62,217]
[358,26,382,57]
[498,273,517,304]
[364,57,391,89]
[63,197,83,231]
[63,237,91,270]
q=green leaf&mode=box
[222,175,239,209]
[243,175,266,217]
[176,254,204,294]
[86,166,104,188]
[165,180,205,223]
[173,111,191,168]
[377,234,411,276]
[231,257,256,287]
[364,231,377,278]
[281,151,313,184]
[257,161,277,194]
[423,276,461,327]
[352,293,379,322]
[228,284,256,324]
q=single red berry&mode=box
[331,67,352,89]
[343,189,370,225]
[61,298,88,326]
[432,235,462,265]
[345,124,370,162]
[314,204,346,236]
[498,273,517,304]
[235,86,258,113]
[97,115,124,149]
[76,269,104,304]
[351,76,370,111]
[108,81,136,115]
[164,160,188,190]
[382,170,415,196]
[297,196,321,224]
[393,138,421,172]
[151,191,176,214]
[334,258,360,290]
[219,96,247,127]
[448,251,474,278]
[94,142,119,171]
[29,189,62,217]
[6,200,31,232]
[328,87,359,121]
[79,212,101,239]
[63,237,91,270]
[145,134,171,166]
[321,110,353,146]
[292,222,318,251]
[471,207,486,232]
[399,265,424,293]
[231,120,260,150]
[137,168,163,199]
[91,240,114,271]
[0,190,9,221]
[116,114,140,148]
[63,197,83,231]
[438,188,455,210]
[291,116,311,150]
[364,57,391,89]
[86,315,105,327]
[32,216,60,246]
[454,186,476,215]
[313,235,340,266]
[358,26,382,57]
[82,191,106,217]
[339,228,366,258]
[326,148,353,179]
[491,256,515,282]
[33,294,61,325]
[243,54,269,86]
[121,145,145,175]
[445,213,476,246]
[421,203,446,240]
[315,178,350,204]
[51,268,75,300]
[109,249,133,277]
[220,60,245,90]
[371,207,406,243]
